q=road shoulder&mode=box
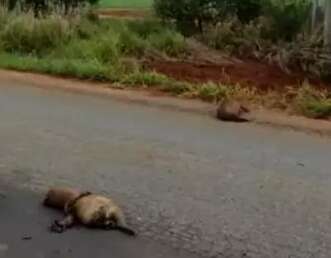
[1,69,330,136]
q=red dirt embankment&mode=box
[146,59,331,92]
[97,8,330,91]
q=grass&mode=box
[0,52,226,98]
[98,0,152,9]
[0,53,111,80]
[0,11,188,90]
[0,11,187,70]
[294,84,331,119]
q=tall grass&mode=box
[294,83,331,119]
[0,14,73,54]
[0,8,187,77]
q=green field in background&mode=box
[99,0,152,8]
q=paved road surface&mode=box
[0,185,198,258]
[0,80,331,258]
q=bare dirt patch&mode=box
[97,8,150,19]
[145,59,331,92]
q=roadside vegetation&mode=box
[0,0,330,119]
[155,0,330,79]
[0,8,187,82]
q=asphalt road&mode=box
[0,80,331,258]
[0,185,198,258]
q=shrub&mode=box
[232,0,262,24]
[154,0,218,34]
[52,34,120,65]
[6,0,19,11]
[148,29,186,57]
[118,28,147,57]
[193,82,229,102]
[202,17,271,56]
[201,7,329,79]
[73,16,101,39]
[263,0,311,41]
[127,19,165,39]
[154,0,263,35]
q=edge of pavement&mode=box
[1,69,331,136]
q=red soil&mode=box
[97,9,149,19]
[146,59,331,91]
